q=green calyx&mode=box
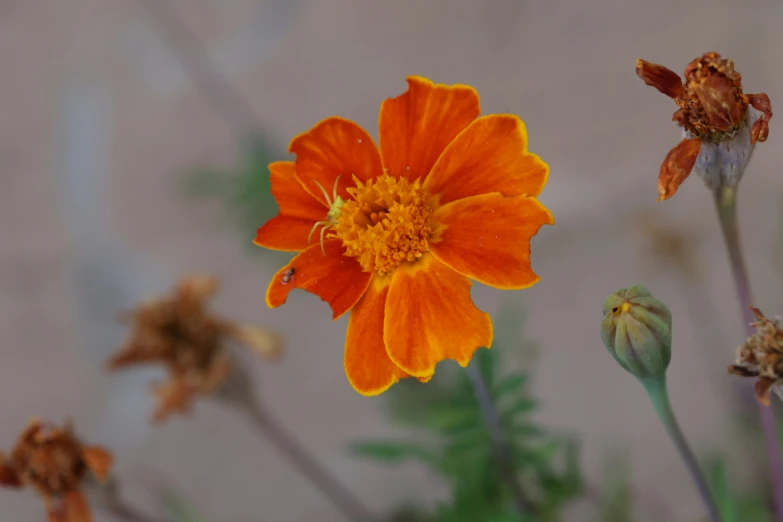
[600,285,672,380]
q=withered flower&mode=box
[728,307,783,405]
[106,275,281,423]
[0,418,113,522]
[637,52,772,201]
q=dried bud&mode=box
[601,285,672,381]
[107,274,283,423]
[728,307,783,405]
[0,418,113,522]
[637,52,772,201]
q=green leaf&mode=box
[160,491,209,522]
[492,374,529,401]
[702,454,772,522]
[349,441,437,465]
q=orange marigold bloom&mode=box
[0,418,113,522]
[637,52,772,201]
[106,275,281,422]
[254,76,553,395]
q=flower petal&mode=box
[635,59,684,99]
[345,277,409,395]
[254,216,324,252]
[384,256,492,376]
[49,491,92,522]
[748,93,773,144]
[755,376,777,406]
[266,239,371,320]
[82,446,113,483]
[423,115,548,205]
[151,378,196,423]
[379,76,480,180]
[658,138,701,202]
[254,161,327,252]
[230,324,283,361]
[0,453,21,487]
[430,193,553,289]
[269,161,327,218]
[290,117,383,203]
[690,74,742,132]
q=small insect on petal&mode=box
[657,138,701,202]
[281,267,295,285]
[748,93,773,144]
[636,59,685,99]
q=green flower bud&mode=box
[600,285,672,380]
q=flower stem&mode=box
[641,377,722,522]
[241,397,377,522]
[714,186,783,521]
[133,0,264,139]
[466,362,536,516]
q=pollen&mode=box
[333,174,435,274]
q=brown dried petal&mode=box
[230,324,283,361]
[728,364,758,377]
[105,340,167,370]
[199,350,233,393]
[690,74,742,132]
[0,453,21,488]
[81,447,113,483]
[48,490,92,522]
[636,59,684,99]
[755,376,777,405]
[748,93,773,144]
[151,378,197,423]
[657,138,701,201]
[177,275,220,302]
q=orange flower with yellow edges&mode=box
[254,76,553,395]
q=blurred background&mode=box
[2,0,783,520]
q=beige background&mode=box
[2,0,783,520]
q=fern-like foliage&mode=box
[350,301,582,521]
[701,455,772,522]
[179,138,289,264]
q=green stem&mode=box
[642,377,722,522]
[466,363,537,516]
[714,186,783,522]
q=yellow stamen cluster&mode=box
[334,174,435,274]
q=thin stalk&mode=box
[219,369,376,522]
[133,0,264,140]
[466,362,536,516]
[714,186,783,521]
[641,377,722,522]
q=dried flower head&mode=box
[0,418,113,522]
[637,52,772,201]
[728,307,783,405]
[106,275,282,423]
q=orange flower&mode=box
[254,76,553,395]
[636,52,772,201]
[0,418,113,522]
[107,275,281,422]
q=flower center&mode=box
[333,174,434,274]
[677,53,748,141]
